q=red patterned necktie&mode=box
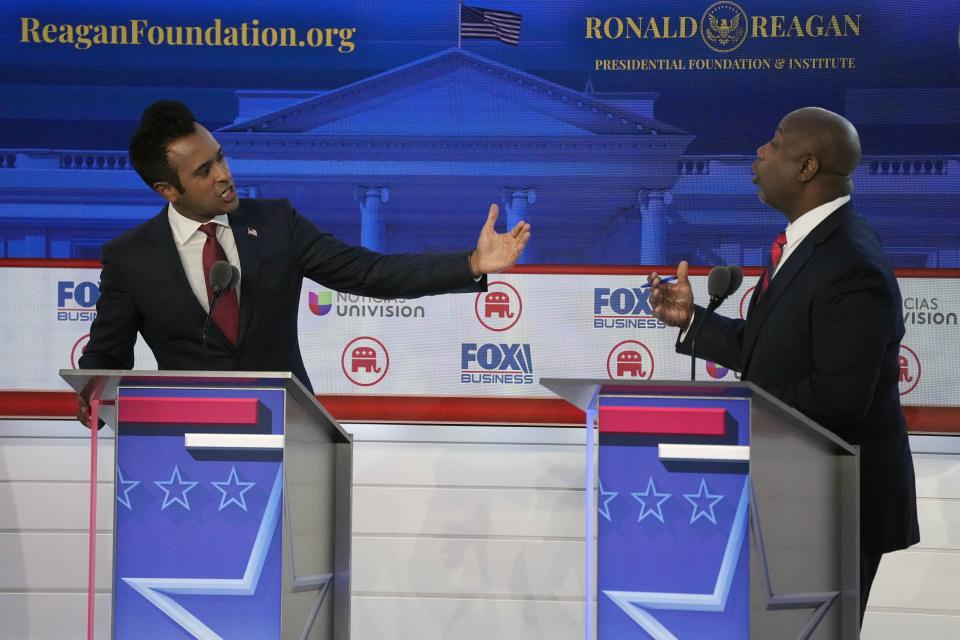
[198,222,239,345]
[758,231,788,297]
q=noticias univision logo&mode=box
[706,361,731,379]
[308,291,332,316]
[307,289,426,319]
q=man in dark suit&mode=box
[647,107,919,623]
[77,100,530,414]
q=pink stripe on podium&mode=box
[599,406,727,435]
[118,397,259,425]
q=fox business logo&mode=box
[57,281,99,322]
[593,287,666,330]
[461,343,534,385]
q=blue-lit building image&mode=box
[1,48,957,267]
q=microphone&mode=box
[228,265,241,292]
[706,265,732,311]
[209,261,234,295]
[202,261,238,369]
[690,266,743,381]
[725,265,743,300]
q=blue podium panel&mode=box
[113,385,286,640]
[597,394,751,640]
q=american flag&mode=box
[460,5,522,46]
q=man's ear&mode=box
[797,154,820,183]
[153,181,179,203]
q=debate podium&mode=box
[61,370,352,640]
[542,378,859,640]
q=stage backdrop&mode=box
[0,0,957,433]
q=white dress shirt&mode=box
[167,204,242,312]
[771,194,850,278]
[680,194,851,337]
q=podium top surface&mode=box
[60,369,350,442]
[540,377,758,411]
[539,377,856,455]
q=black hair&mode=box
[128,100,198,192]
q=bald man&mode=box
[648,107,919,623]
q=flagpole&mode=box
[457,1,462,48]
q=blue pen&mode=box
[641,276,676,288]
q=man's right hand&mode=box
[76,394,96,429]
[648,260,695,328]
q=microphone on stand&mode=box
[725,265,743,299]
[690,266,742,381]
[202,261,238,370]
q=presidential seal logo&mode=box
[701,1,748,53]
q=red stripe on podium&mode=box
[117,397,259,424]
[599,406,727,435]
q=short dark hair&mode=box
[128,100,198,192]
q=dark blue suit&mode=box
[679,202,919,606]
[79,198,483,390]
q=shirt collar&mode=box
[784,195,850,248]
[167,203,231,247]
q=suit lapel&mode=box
[229,203,261,345]
[145,207,213,328]
[741,203,857,370]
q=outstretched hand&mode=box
[471,204,531,275]
[648,260,695,328]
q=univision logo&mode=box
[307,290,426,318]
[308,291,332,316]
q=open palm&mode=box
[473,203,531,274]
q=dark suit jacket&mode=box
[680,202,919,555]
[79,198,484,391]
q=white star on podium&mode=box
[684,478,725,525]
[211,466,256,512]
[155,465,198,511]
[631,477,671,523]
[123,470,333,640]
[116,468,140,510]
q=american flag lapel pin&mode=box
[247,227,258,237]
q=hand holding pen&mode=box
[646,261,694,328]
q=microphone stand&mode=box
[689,296,724,381]
[201,290,225,370]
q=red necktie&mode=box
[198,223,240,345]
[758,231,787,297]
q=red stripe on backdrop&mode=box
[4,258,960,278]
[903,406,960,434]
[314,395,586,425]
[2,391,957,432]
[0,391,586,425]
[0,258,102,268]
